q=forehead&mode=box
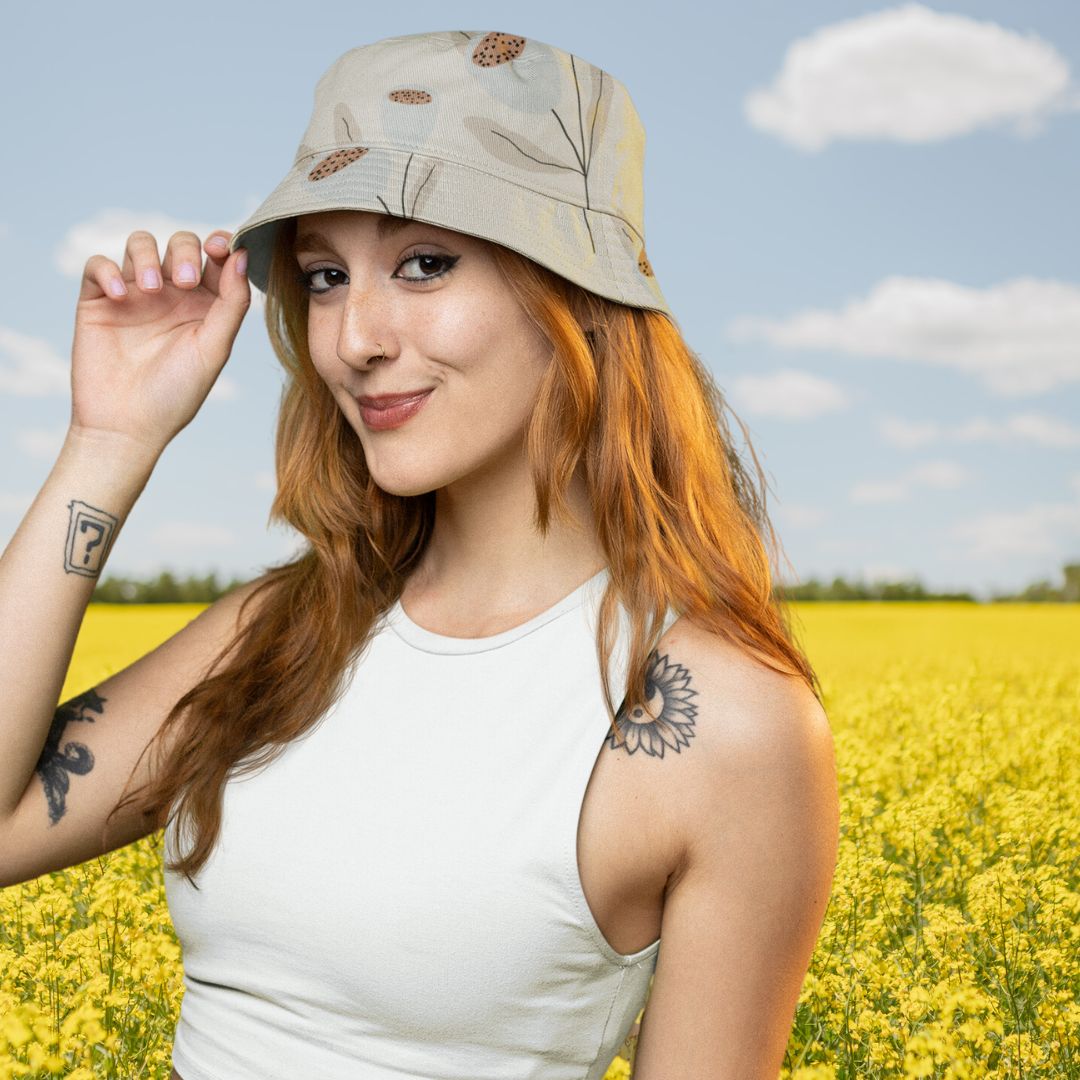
[292,210,469,251]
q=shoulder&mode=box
[650,615,837,881]
[627,616,840,1076]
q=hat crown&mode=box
[293,30,647,235]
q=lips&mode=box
[356,390,434,409]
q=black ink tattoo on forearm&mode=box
[35,688,106,825]
[606,649,699,758]
[64,499,119,578]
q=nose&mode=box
[335,280,396,369]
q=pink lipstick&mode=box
[357,389,434,430]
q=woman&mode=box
[0,30,838,1080]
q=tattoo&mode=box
[605,649,699,757]
[64,499,118,578]
[35,688,106,826]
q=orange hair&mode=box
[106,213,822,886]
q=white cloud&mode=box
[850,457,971,503]
[54,207,265,312]
[207,374,242,401]
[949,500,1080,558]
[880,411,1080,448]
[147,521,238,550]
[955,413,1080,448]
[744,2,1080,151]
[0,326,69,396]
[850,479,909,504]
[14,425,67,460]
[727,276,1080,398]
[905,460,969,489]
[879,416,940,448]
[773,502,828,528]
[727,368,852,418]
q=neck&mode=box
[404,454,607,615]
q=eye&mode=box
[393,250,460,284]
[295,267,345,295]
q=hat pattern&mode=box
[300,31,648,278]
[233,29,672,316]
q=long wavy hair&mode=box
[106,212,822,886]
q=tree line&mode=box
[90,563,1080,604]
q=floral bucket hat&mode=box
[228,29,674,322]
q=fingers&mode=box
[120,230,166,294]
[198,230,234,295]
[196,243,252,362]
[159,230,207,289]
[79,252,131,301]
[82,228,243,302]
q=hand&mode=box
[68,228,251,458]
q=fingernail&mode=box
[236,250,248,275]
[178,262,197,283]
[142,268,161,289]
[208,235,227,251]
[109,277,128,296]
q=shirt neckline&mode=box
[387,566,610,655]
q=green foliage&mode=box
[89,570,250,604]
[776,562,1080,603]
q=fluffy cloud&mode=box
[745,2,1080,151]
[727,368,852,418]
[727,276,1080,397]
[880,412,1080,449]
[0,327,69,397]
[850,457,970,503]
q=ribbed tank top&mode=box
[164,565,680,1080]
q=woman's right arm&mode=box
[0,225,252,887]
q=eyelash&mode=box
[295,250,460,295]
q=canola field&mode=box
[1,600,1077,1079]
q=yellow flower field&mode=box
[1,600,1077,1078]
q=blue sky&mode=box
[2,1,1077,599]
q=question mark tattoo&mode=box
[64,499,118,577]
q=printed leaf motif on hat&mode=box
[333,102,362,145]
[463,54,614,256]
[374,152,439,222]
[308,147,369,181]
[461,117,571,177]
[623,228,654,278]
[471,32,527,67]
[388,89,433,105]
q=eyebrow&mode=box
[293,216,414,254]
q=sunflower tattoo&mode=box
[606,649,698,757]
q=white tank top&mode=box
[164,565,680,1079]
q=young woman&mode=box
[0,30,839,1080]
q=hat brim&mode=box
[229,146,672,320]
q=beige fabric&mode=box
[229,30,673,321]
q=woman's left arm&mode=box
[631,642,840,1080]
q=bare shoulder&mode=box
[628,617,840,1076]
[639,615,836,876]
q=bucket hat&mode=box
[228,29,673,322]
